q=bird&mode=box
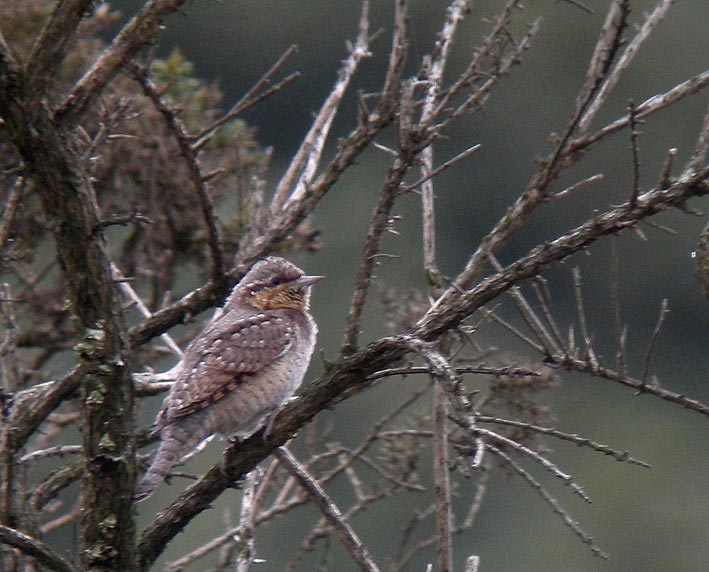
[134,256,322,502]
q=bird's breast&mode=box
[204,316,317,439]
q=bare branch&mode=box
[130,64,226,283]
[276,447,381,572]
[477,416,649,467]
[609,238,627,375]
[571,70,709,154]
[25,0,94,96]
[111,263,183,359]
[628,100,642,208]
[341,158,409,354]
[558,356,708,415]
[433,382,453,572]
[688,102,709,172]
[367,364,541,382]
[641,298,669,384]
[575,0,629,131]
[579,0,676,132]
[271,2,373,213]
[235,471,258,572]
[55,0,189,125]
[193,45,301,148]
[486,445,608,559]
[572,266,598,368]
[474,427,591,502]
[0,525,77,572]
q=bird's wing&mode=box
[166,313,295,420]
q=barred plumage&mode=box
[134,257,321,502]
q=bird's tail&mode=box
[134,420,205,502]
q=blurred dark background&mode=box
[115,1,708,571]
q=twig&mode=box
[571,70,709,155]
[657,147,677,189]
[111,263,183,358]
[366,364,541,382]
[25,0,94,96]
[462,471,489,528]
[575,0,629,132]
[401,144,481,194]
[474,427,591,502]
[486,445,608,559]
[628,100,642,207]
[442,18,541,130]
[558,355,708,415]
[18,445,82,464]
[551,173,604,200]
[609,238,627,375]
[688,101,709,172]
[130,64,225,283]
[419,0,471,301]
[432,0,522,121]
[276,447,381,572]
[531,278,567,354]
[479,307,546,354]
[341,158,410,354]
[192,45,301,148]
[271,2,373,213]
[489,253,561,356]
[477,416,649,467]
[55,0,189,125]
[579,0,676,132]
[572,267,598,368]
[640,299,668,385]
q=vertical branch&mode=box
[341,158,410,354]
[572,267,598,367]
[235,471,258,572]
[628,100,642,208]
[417,9,472,566]
[609,238,627,375]
[0,34,136,572]
[0,177,25,251]
[432,381,453,572]
[25,0,95,96]
[0,285,19,535]
[640,299,669,384]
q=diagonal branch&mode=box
[0,525,77,572]
[25,0,94,96]
[270,1,373,213]
[276,447,381,572]
[55,0,188,125]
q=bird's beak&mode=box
[293,275,324,288]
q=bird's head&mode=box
[234,256,323,311]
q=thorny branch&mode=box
[0,1,707,571]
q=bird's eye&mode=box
[270,277,282,286]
